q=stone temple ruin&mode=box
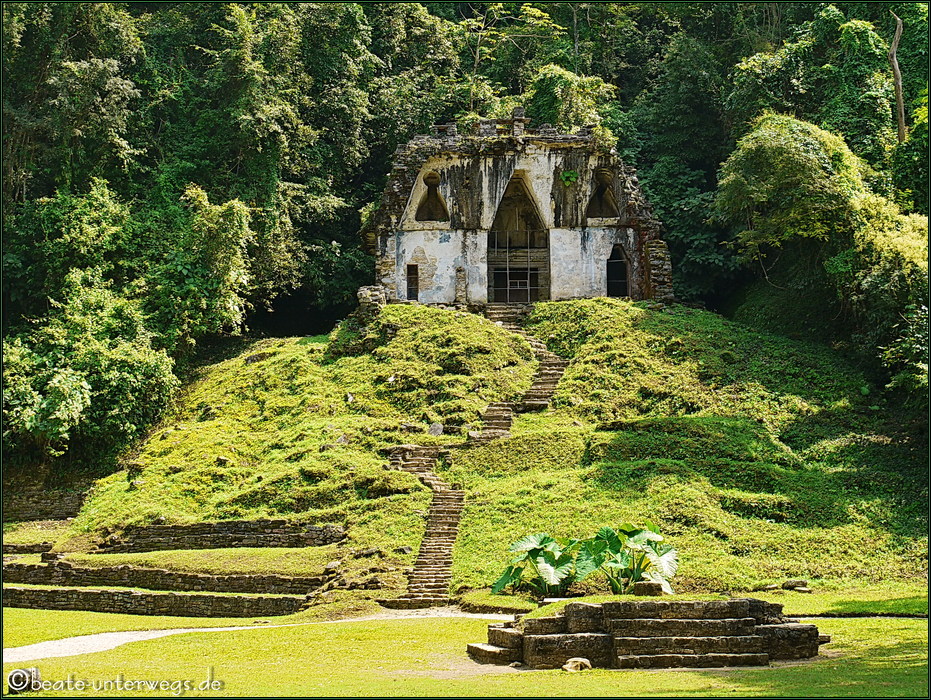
[362,109,674,306]
[468,599,829,670]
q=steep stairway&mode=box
[484,303,569,412]
[379,445,463,609]
[379,304,568,609]
[468,402,513,443]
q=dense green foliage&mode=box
[3,2,927,469]
[491,523,679,597]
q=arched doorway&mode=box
[487,176,549,302]
[607,245,629,297]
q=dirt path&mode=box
[3,607,513,664]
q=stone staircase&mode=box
[469,599,826,669]
[484,303,569,412]
[378,305,569,609]
[468,402,514,443]
[379,446,464,609]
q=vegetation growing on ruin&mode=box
[44,302,925,600]
[3,3,927,470]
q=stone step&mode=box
[608,618,757,637]
[615,653,770,669]
[613,635,766,656]
[467,643,522,664]
[377,597,449,609]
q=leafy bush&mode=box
[2,270,177,464]
[491,523,679,598]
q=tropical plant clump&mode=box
[491,522,678,598]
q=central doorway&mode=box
[487,176,549,302]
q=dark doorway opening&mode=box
[406,264,419,301]
[487,176,549,302]
[607,245,629,297]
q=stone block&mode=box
[487,625,523,649]
[630,581,664,596]
[523,633,613,669]
[607,617,756,637]
[603,599,750,620]
[467,643,521,665]
[565,602,604,633]
[613,635,766,656]
[522,616,567,635]
[756,623,820,660]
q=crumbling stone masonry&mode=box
[362,109,673,305]
[468,599,828,669]
[2,559,323,595]
[92,519,345,553]
[2,586,304,618]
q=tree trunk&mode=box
[889,11,907,143]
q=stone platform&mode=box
[468,598,828,669]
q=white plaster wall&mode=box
[549,227,637,299]
[392,229,488,304]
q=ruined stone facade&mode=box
[363,111,674,305]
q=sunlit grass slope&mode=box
[55,299,925,595]
[63,305,534,557]
[444,299,927,592]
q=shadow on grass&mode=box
[587,408,928,539]
[697,628,928,698]
[820,595,929,617]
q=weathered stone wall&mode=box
[94,520,345,553]
[469,598,824,669]
[2,490,86,522]
[366,120,670,305]
[2,561,323,595]
[644,239,675,304]
[2,543,53,554]
[2,586,304,617]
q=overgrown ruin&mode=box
[363,109,674,305]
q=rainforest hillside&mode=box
[2,3,928,474]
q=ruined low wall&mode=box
[2,490,86,522]
[2,586,304,618]
[2,561,323,595]
[94,519,345,553]
[469,598,825,669]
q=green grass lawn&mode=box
[3,520,73,546]
[1,590,410,649]
[63,546,342,577]
[3,616,926,696]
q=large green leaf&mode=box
[628,529,664,546]
[646,545,679,579]
[509,532,556,553]
[595,526,624,553]
[534,549,576,586]
[575,539,607,580]
[490,564,523,594]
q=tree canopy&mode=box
[3,2,927,468]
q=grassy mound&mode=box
[65,305,534,553]
[444,299,927,592]
[57,299,925,598]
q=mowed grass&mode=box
[3,616,927,697]
[524,588,929,620]
[1,588,405,648]
[63,547,342,577]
